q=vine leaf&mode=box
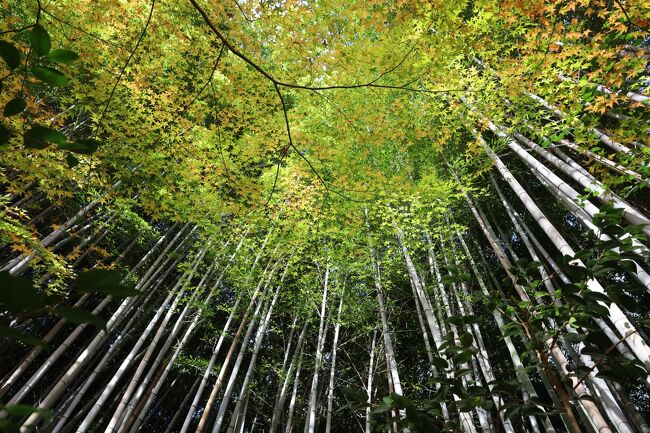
[32,66,68,87]
[51,306,107,331]
[30,24,51,56]
[4,97,26,117]
[47,49,79,64]
[74,269,140,297]
[23,125,66,149]
[58,138,102,155]
[0,271,46,312]
[0,40,21,69]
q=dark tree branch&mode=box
[613,0,650,33]
[41,9,124,48]
[0,0,41,35]
[188,0,464,94]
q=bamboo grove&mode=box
[1,0,649,432]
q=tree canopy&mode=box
[1,0,649,432]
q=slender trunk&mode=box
[194,258,279,433]
[304,263,330,433]
[178,299,241,433]
[3,181,121,275]
[403,229,475,433]
[210,290,275,433]
[479,140,650,371]
[160,377,202,433]
[324,295,344,433]
[109,246,214,433]
[365,330,377,433]
[494,123,650,239]
[222,285,282,433]
[456,230,556,433]
[559,139,649,186]
[284,343,305,433]
[123,259,230,433]
[270,320,310,433]
[457,176,613,433]
[47,289,153,433]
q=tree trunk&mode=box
[305,262,330,433]
[324,294,344,433]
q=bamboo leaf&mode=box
[23,125,66,149]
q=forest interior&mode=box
[1,0,650,432]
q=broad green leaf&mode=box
[0,271,46,312]
[460,332,473,347]
[58,138,102,155]
[0,419,19,433]
[24,125,66,149]
[74,269,139,297]
[431,356,448,370]
[32,66,68,87]
[0,123,10,145]
[47,49,79,64]
[66,153,79,168]
[0,404,52,419]
[453,350,473,365]
[0,40,21,69]
[51,306,107,330]
[30,24,51,56]
[4,97,26,116]
[0,324,45,347]
[341,387,368,402]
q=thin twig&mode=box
[613,0,650,34]
[188,0,464,95]
[97,0,156,132]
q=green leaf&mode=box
[51,306,107,330]
[0,271,46,312]
[460,332,473,347]
[503,405,519,420]
[431,356,448,370]
[453,350,473,365]
[30,24,51,56]
[0,324,45,347]
[66,153,79,168]
[447,315,464,327]
[0,404,52,419]
[74,269,139,297]
[4,97,26,116]
[24,125,66,149]
[341,387,368,402]
[0,40,21,69]
[47,49,79,64]
[32,66,68,87]
[0,123,10,145]
[0,419,19,433]
[58,138,102,155]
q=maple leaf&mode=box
[10,243,33,255]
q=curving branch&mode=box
[613,0,650,34]
[189,0,434,205]
[188,0,464,94]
